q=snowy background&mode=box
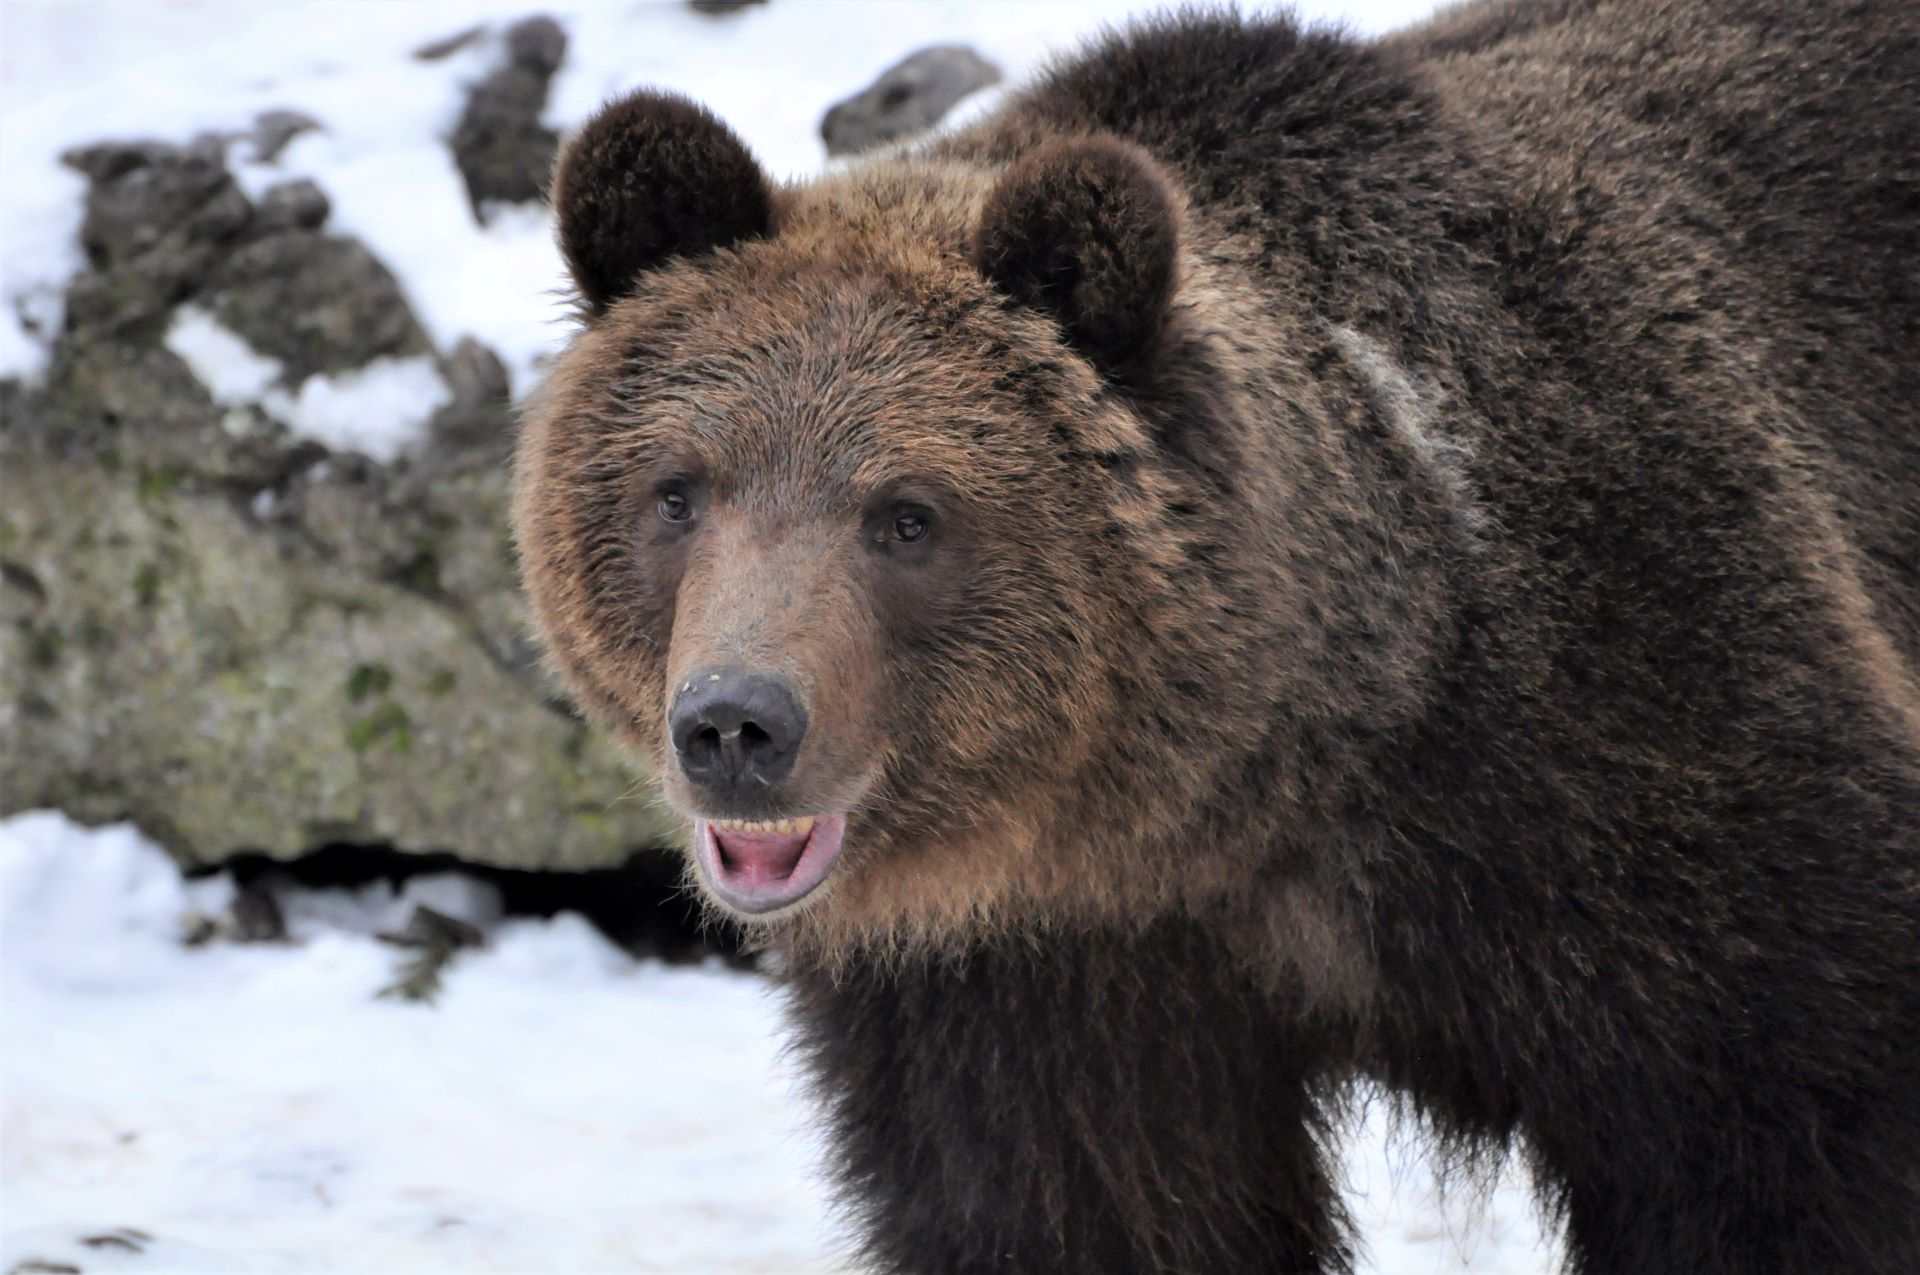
[2,1,1564,1271]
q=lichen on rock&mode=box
[0,118,678,871]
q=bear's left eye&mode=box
[658,490,693,523]
[868,499,938,556]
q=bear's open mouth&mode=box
[694,813,848,916]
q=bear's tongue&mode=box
[697,813,849,915]
[710,823,811,887]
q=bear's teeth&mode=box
[710,816,816,836]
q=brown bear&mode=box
[512,0,1920,1270]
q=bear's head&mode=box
[515,92,1451,957]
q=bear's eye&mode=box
[658,490,693,524]
[867,499,939,557]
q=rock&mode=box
[0,378,47,446]
[448,17,566,222]
[247,109,321,163]
[439,336,511,411]
[60,138,203,186]
[200,231,432,381]
[60,247,212,340]
[254,180,331,234]
[36,340,297,489]
[57,138,254,337]
[231,882,289,942]
[503,14,566,74]
[820,44,1001,157]
[65,137,250,269]
[1,130,678,872]
[0,447,677,869]
[427,336,514,460]
[413,24,488,61]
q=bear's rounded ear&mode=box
[551,91,773,315]
[973,136,1180,371]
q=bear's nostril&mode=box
[738,720,773,758]
[684,723,725,773]
[668,667,808,797]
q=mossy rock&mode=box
[0,450,679,869]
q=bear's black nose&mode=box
[669,668,808,798]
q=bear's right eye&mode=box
[658,490,693,524]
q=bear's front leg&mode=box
[784,920,1351,1275]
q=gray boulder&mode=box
[413,25,488,62]
[253,179,331,235]
[246,109,322,164]
[821,44,1002,157]
[60,138,253,338]
[448,17,567,223]
[0,128,677,870]
[201,231,433,381]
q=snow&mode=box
[262,358,453,464]
[1,812,1563,1273]
[1345,1105,1561,1274]
[164,307,450,461]
[164,307,283,407]
[0,813,844,1275]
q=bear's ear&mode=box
[551,91,774,315]
[972,136,1180,372]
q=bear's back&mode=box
[968,0,1920,667]
[1406,0,1920,662]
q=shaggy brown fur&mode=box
[514,1,1920,1270]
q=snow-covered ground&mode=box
[4,2,1568,1270]
[1,812,1561,1274]
[0,812,841,1274]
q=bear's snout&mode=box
[669,666,808,802]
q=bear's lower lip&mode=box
[695,812,848,915]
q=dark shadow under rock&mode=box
[214,842,744,965]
